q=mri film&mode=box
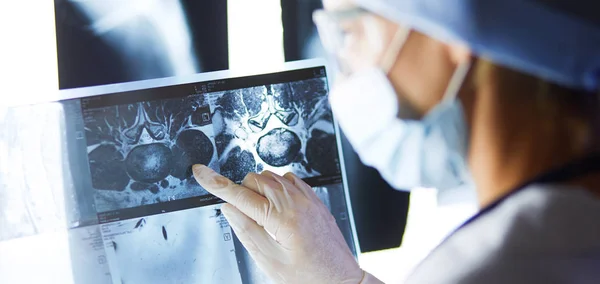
[101,205,242,284]
[208,77,340,183]
[83,95,219,213]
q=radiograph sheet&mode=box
[68,225,112,284]
[101,204,241,284]
[82,95,219,213]
[0,104,72,241]
[208,78,340,183]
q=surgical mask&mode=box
[328,29,472,191]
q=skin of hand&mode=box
[192,164,383,284]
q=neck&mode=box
[467,85,595,207]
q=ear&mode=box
[447,42,472,66]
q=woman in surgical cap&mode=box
[193,0,600,283]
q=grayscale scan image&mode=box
[82,95,219,213]
[101,205,242,284]
[313,187,332,211]
[208,78,340,183]
[54,0,229,89]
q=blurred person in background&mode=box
[193,0,600,283]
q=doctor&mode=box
[193,0,600,283]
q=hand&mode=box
[192,165,382,284]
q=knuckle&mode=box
[234,188,251,206]
[242,172,259,184]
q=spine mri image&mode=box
[211,77,339,183]
[83,95,218,213]
[83,77,339,212]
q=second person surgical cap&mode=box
[353,0,600,92]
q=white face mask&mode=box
[329,30,472,191]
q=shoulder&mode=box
[405,185,600,284]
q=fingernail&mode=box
[192,164,229,189]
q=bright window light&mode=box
[0,2,59,105]
[227,0,285,76]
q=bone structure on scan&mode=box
[83,97,218,213]
[210,78,339,183]
[83,77,340,212]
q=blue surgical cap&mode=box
[354,0,600,92]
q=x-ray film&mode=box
[209,79,339,183]
[83,96,219,213]
[0,60,358,284]
[101,205,241,284]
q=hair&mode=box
[473,59,600,152]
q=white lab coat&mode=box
[405,185,600,284]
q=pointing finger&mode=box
[193,164,269,224]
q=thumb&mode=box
[221,204,289,266]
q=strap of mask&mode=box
[380,26,411,74]
[441,60,472,104]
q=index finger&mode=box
[192,165,268,224]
